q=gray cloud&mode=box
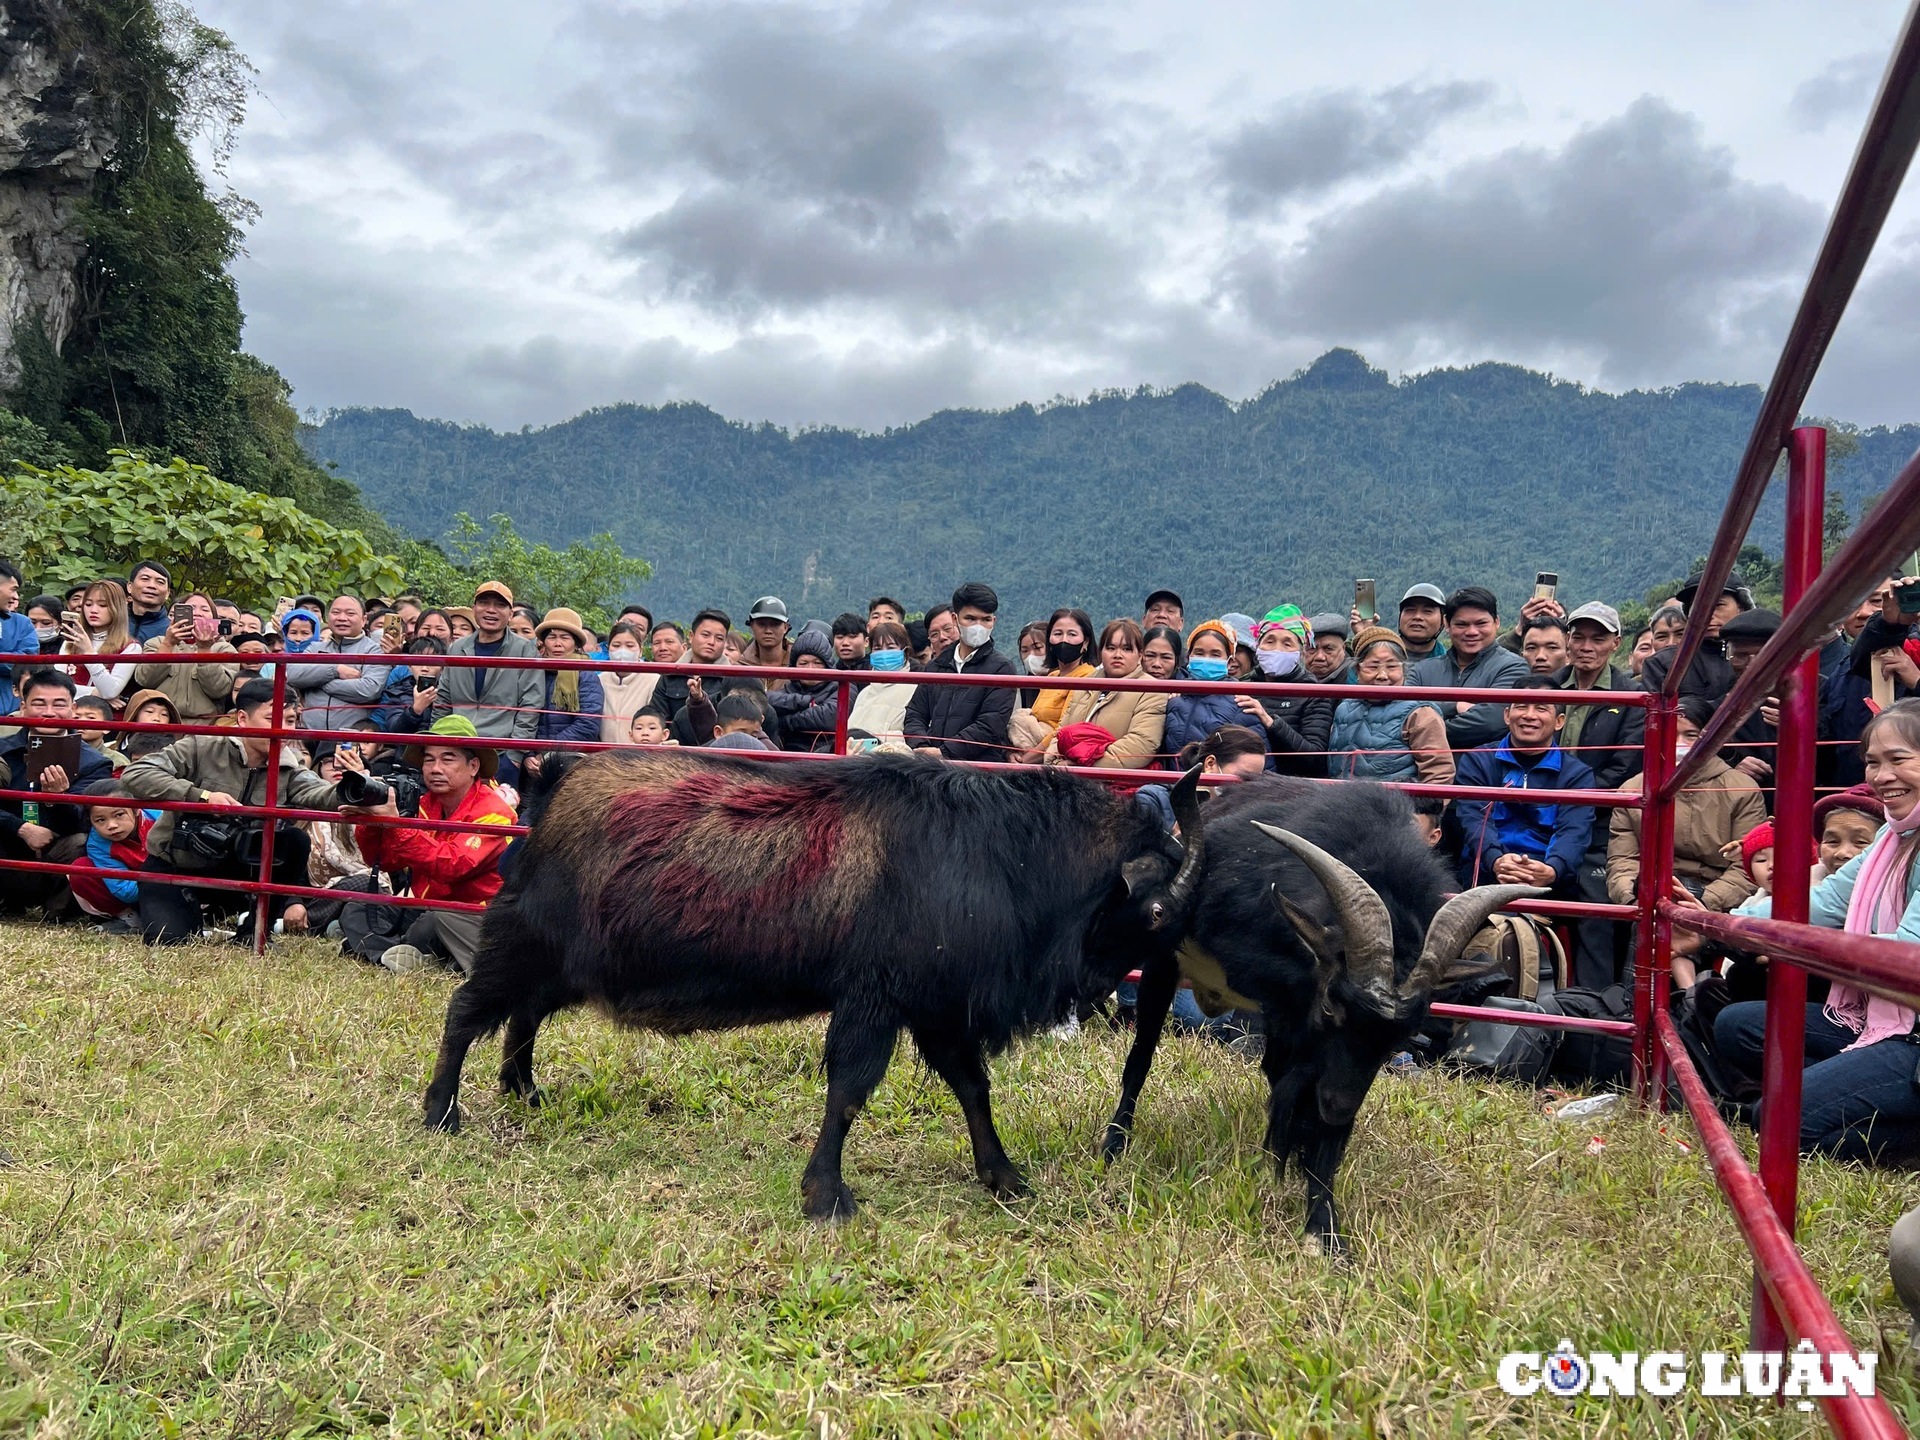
[1789,51,1884,132]
[1215,81,1496,213]
[1228,96,1823,379]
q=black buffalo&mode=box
[1102,779,1541,1253]
[423,750,1206,1220]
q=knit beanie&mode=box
[1349,625,1406,660]
[1187,619,1237,657]
[789,627,833,666]
[1812,782,1886,833]
[1256,603,1313,648]
[1739,820,1776,878]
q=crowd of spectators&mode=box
[2,554,1920,1157]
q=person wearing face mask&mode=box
[1162,619,1268,768]
[1232,605,1334,778]
[1607,693,1766,922]
[904,581,1017,762]
[1014,622,1048,705]
[845,621,918,752]
[1009,607,1096,762]
[597,621,659,742]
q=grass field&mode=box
[4,927,1919,1438]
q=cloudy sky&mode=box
[196,0,1920,432]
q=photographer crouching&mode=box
[343,715,516,975]
[120,678,378,945]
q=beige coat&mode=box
[1606,753,1767,912]
[132,639,237,719]
[1044,668,1168,769]
[599,670,661,743]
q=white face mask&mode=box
[607,646,641,662]
[961,623,992,649]
[1024,654,1047,675]
[32,623,58,642]
[1673,743,1691,758]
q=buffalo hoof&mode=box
[424,1097,461,1134]
[499,1074,543,1107]
[1099,1123,1132,1164]
[1313,1228,1352,1263]
[801,1179,859,1224]
[980,1164,1031,1201]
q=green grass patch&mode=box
[3,927,1918,1436]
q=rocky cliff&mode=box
[0,0,110,387]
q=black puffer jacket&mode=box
[903,641,1017,761]
[1263,691,1335,778]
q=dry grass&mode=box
[2,925,1918,1438]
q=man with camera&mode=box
[120,677,374,945]
[347,714,516,975]
[130,591,237,721]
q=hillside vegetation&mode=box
[304,350,1920,625]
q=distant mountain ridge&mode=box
[301,349,1920,627]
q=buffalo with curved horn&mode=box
[1102,778,1543,1253]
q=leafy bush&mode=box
[398,512,652,632]
[0,450,404,606]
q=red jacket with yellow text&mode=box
[354,781,516,904]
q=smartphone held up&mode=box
[1354,578,1378,624]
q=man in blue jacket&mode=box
[1452,674,1596,896]
[0,559,39,719]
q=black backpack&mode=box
[1544,985,1634,1089]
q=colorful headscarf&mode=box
[1255,604,1313,648]
[1186,619,1237,657]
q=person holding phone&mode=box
[0,669,116,914]
[58,579,143,702]
[374,635,448,734]
[130,591,237,720]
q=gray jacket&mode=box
[431,632,543,740]
[1409,643,1530,750]
[284,632,391,731]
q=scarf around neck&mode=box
[1822,803,1920,1050]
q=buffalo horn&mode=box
[1249,822,1396,1001]
[1164,765,1207,914]
[1409,885,1550,994]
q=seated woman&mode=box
[1712,700,1920,1163]
[1325,627,1454,786]
[1043,619,1167,769]
[1607,694,1766,984]
[1163,619,1267,768]
[1012,607,1096,761]
[845,621,919,751]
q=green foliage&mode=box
[0,410,75,472]
[0,450,405,607]
[398,512,652,631]
[6,1,385,539]
[305,352,1920,628]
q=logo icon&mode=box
[1544,1340,1588,1397]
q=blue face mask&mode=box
[869,648,907,672]
[1188,656,1229,682]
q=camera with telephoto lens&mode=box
[336,768,424,817]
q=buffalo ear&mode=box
[1274,886,1339,966]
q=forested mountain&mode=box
[302,349,1920,627]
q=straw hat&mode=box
[534,607,591,649]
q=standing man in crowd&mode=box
[743,596,793,677]
[1519,615,1570,675]
[433,581,541,788]
[1143,589,1184,633]
[1305,613,1353,684]
[830,613,869,668]
[286,594,392,733]
[132,592,236,720]
[906,582,1016,761]
[0,560,35,718]
[1639,568,1751,703]
[1410,586,1529,749]
[1394,583,1448,662]
[125,560,173,644]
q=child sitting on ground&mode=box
[68,782,156,934]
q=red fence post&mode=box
[251,661,288,957]
[833,679,851,756]
[1633,696,1675,1104]
[1752,425,1825,1347]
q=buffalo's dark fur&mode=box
[1103,778,1457,1253]
[424,751,1187,1220]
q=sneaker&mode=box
[1385,1050,1419,1078]
[92,916,137,937]
[379,943,431,974]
